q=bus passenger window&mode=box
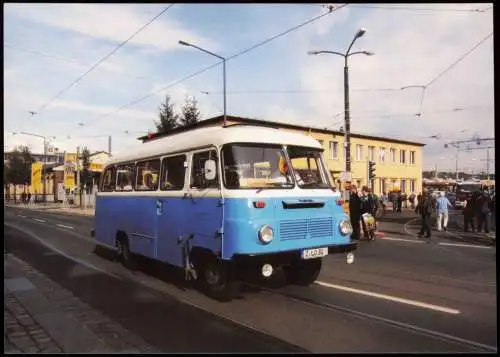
[160,155,186,191]
[191,150,219,189]
[100,166,116,192]
[116,164,135,191]
[136,159,160,191]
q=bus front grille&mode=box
[279,217,333,240]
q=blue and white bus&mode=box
[93,125,357,300]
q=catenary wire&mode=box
[36,4,175,114]
[82,4,348,128]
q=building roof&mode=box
[138,115,426,147]
[109,125,322,165]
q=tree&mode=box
[180,95,200,127]
[79,147,91,207]
[4,146,35,202]
[154,95,179,134]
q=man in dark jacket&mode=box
[349,185,361,240]
[415,188,433,241]
[475,190,491,233]
[463,192,476,232]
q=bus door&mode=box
[155,154,189,267]
[185,148,223,256]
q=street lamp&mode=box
[12,131,56,203]
[179,40,227,126]
[307,28,374,177]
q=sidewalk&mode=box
[4,253,156,353]
[5,202,95,216]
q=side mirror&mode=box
[204,160,217,181]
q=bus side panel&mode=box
[128,196,157,258]
[222,197,350,260]
[156,196,187,267]
[94,195,120,248]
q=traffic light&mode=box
[368,161,376,180]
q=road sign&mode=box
[341,171,352,181]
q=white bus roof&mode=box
[107,125,322,165]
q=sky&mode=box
[3,3,494,172]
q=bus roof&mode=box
[107,125,322,165]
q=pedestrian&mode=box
[415,188,433,242]
[391,191,398,213]
[463,192,476,233]
[27,192,32,207]
[475,190,491,234]
[21,192,27,206]
[401,192,407,209]
[409,192,416,209]
[348,185,361,240]
[436,191,452,231]
[490,190,496,231]
[396,191,402,213]
[381,192,388,215]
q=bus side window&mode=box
[136,159,161,191]
[101,166,116,192]
[116,163,135,192]
[191,150,219,189]
[160,155,186,191]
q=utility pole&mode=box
[108,136,112,156]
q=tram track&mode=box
[242,281,497,353]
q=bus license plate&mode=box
[302,247,328,260]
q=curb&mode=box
[375,232,385,238]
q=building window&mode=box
[379,147,386,163]
[368,146,375,162]
[401,179,406,193]
[329,141,338,160]
[390,148,396,163]
[410,179,416,193]
[380,178,386,194]
[410,151,416,165]
[356,145,364,161]
[400,150,406,164]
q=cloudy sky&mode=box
[4,3,494,172]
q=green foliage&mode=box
[154,95,179,134]
[4,146,35,186]
[79,147,92,189]
[180,95,200,127]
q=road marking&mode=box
[4,222,122,280]
[378,236,424,244]
[438,242,492,249]
[403,217,420,237]
[56,224,74,230]
[17,215,26,218]
[315,281,461,315]
[32,218,46,223]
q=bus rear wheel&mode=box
[283,258,322,286]
[201,258,240,302]
[116,234,135,270]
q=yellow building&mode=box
[139,115,425,195]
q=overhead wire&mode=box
[82,4,349,128]
[350,4,493,13]
[4,43,156,83]
[35,3,175,114]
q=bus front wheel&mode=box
[116,234,135,270]
[201,258,240,302]
[283,258,322,286]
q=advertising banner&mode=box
[64,153,77,189]
[31,162,43,194]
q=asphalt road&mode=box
[4,206,497,353]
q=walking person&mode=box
[409,192,416,209]
[380,192,388,216]
[415,188,433,242]
[401,191,407,209]
[27,192,32,208]
[475,190,491,234]
[391,190,398,213]
[348,185,361,240]
[463,192,476,233]
[436,191,452,231]
[396,191,402,213]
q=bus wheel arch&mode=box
[190,246,240,302]
[115,231,134,269]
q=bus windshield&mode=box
[222,144,329,190]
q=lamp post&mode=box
[179,40,227,126]
[308,28,374,177]
[12,131,56,203]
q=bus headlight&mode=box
[339,220,353,236]
[259,225,274,244]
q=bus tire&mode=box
[200,257,240,302]
[116,233,135,270]
[284,258,322,286]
